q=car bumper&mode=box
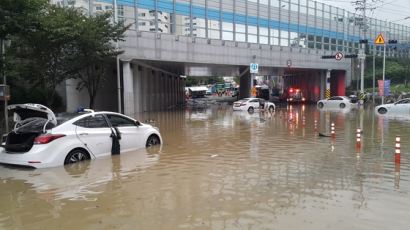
[0,148,49,168]
[232,106,246,111]
[0,141,82,169]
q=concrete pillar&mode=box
[152,71,157,111]
[155,71,160,110]
[177,77,182,105]
[148,70,154,111]
[142,67,148,112]
[240,73,251,98]
[174,77,178,107]
[171,76,175,108]
[134,65,142,113]
[122,61,135,116]
[165,75,169,108]
[320,70,325,99]
[161,73,165,110]
[326,69,331,99]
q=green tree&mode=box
[71,11,129,109]
[185,76,224,86]
[10,6,83,106]
[0,0,46,39]
[7,3,128,109]
[364,56,409,88]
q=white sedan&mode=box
[0,104,162,168]
[375,98,410,115]
[317,96,356,109]
[233,98,275,113]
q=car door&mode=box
[395,99,410,114]
[74,114,112,157]
[405,99,410,115]
[105,114,143,152]
[249,98,260,109]
[328,96,342,107]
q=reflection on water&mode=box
[0,105,409,229]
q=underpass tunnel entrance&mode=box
[281,68,346,102]
[330,70,346,97]
[282,69,322,102]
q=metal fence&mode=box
[55,0,410,57]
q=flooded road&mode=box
[1,104,409,229]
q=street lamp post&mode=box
[114,0,122,114]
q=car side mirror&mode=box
[135,121,141,126]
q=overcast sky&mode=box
[315,0,410,27]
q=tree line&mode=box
[0,0,128,109]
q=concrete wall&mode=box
[125,62,185,116]
[120,31,352,75]
[66,64,118,113]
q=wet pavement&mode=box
[0,104,409,229]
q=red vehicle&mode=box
[284,87,306,103]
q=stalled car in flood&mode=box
[375,98,410,115]
[317,96,357,109]
[233,98,275,113]
[0,104,162,169]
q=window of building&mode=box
[117,5,124,16]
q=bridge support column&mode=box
[122,61,135,116]
[142,67,148,112]
[155,71,161,110]
[161,74,166,109]
[240,74,251,98]
[325,69,331,99]
[134,65,142,113]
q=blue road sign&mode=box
[250,63,258,74]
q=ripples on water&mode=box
[0,104,409,229]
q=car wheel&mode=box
[269,106,274,113]
[146,135,160,147]
[247,107,254,113]
[318,102,324,108]
[340,103,346,108]
[64,149,90,165]
[377,107,388,114]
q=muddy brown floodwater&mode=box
[0,104,409,230]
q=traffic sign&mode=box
[375,34,385,45]
[335,52,344,61]
[250,63,258,74]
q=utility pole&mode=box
[114,0,122,114]
[352,0,381,103]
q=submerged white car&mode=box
[233,98,275,113]
[375,98,410,115]
[0,104,162,168]
[317,96,356,109]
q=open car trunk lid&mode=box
[8,104,57,126]
[3,104,57,153]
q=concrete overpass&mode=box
[62,0,410,115]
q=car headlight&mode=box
[153,126,160,132]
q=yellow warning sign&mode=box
[374,34,385,45]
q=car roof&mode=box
[58,111,137,125]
